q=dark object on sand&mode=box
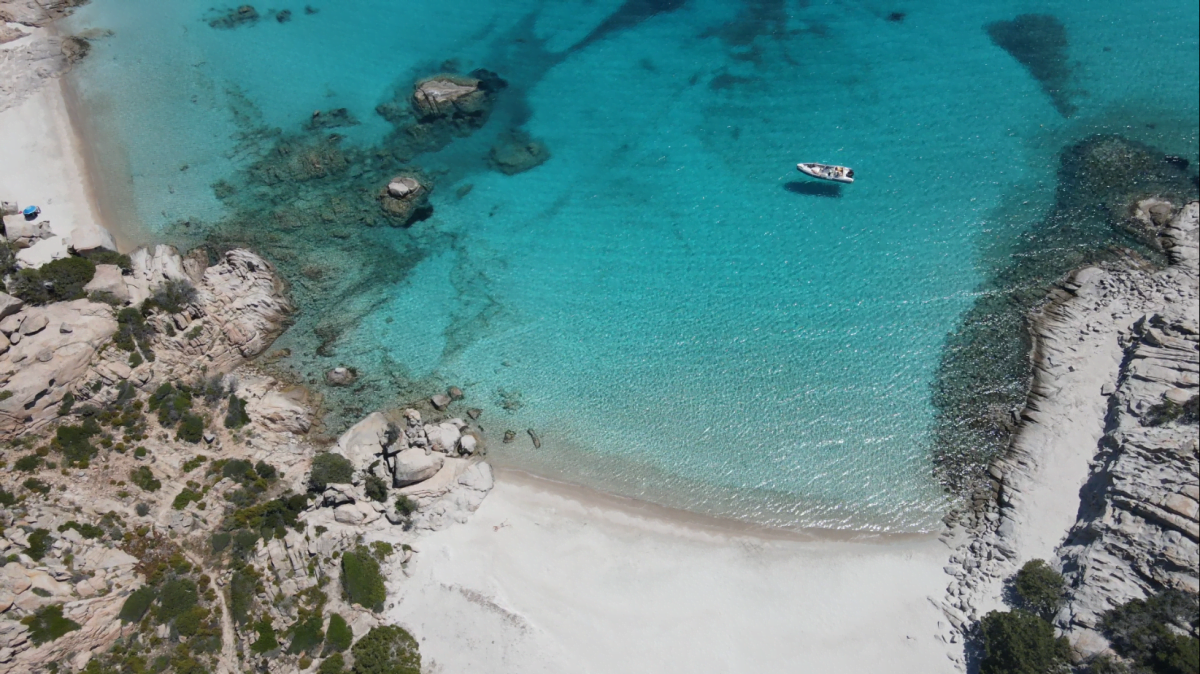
[886,11,906,22]
[276,9,292,22]
[526,429,541,448]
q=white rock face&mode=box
[2,215,53,248]
[392,447,444,487]
[66,223,117,255]
[0,300,117,436]
[335,412,390,471]
[82,264,130,302]
[424,422,461,453]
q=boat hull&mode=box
[796,163,854,184]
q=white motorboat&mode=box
[796,162,854,184]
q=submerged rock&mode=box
[379,175,432,226]
[488,130,551,175]
[325,366,357,387]
[208,5,260,29]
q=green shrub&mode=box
[14,454,42,472]
[309,453,354,492]
[119,586,157,623]
[53,418,101,465]
[148,278,198,314]
[394,495,417,517]
[317,653,346,674]
[350,625,421,674]
[250,617,279,654]
[113,307,155,359]
[1014,559,1065,620]
[224,394,251,429]
[176,412,205,443]
[83,250,133,271]
[58,392,75,416]
[182,455,207,472]
[364,474,388,502]
[287,613,326,655]
[323,613,353,654]
[174,605,210,637]
[1102,590,1200,674]
[20,604,81,644]
[255,460,277,480]
[155,578,199,623]
[172,488,203,510]
[979,610,1070,674]
[211,532,231,553]
[26,528,53,560]
[9,256,96,305]
[228,493,309,540]
[1144,395,1200,427]
[148,382,192,426]
[229,569,257,625]
[58,520,104,539]
[135,502,151,517]
[0,487,16,506]
[341,546,388,612]
[130,466,162,492]
[23,478,51,495]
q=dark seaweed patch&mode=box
[568,0,688,54]
[930,135,1197,497]
[986,14,1076,118]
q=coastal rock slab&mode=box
[334,411,390,471]
[82,264,130,302]
[391,446,444,487]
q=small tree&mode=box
[1014,559,1065,620]
[323,613,353,654]
[309,453,354,492]
[979,610,1070,674]
[350,625,421,674]
[149,278,198,314]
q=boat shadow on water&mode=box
[783,181,843,198]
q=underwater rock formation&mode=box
[207,5,260,29]
[488,129,551,175]
[986,14,1076,117]
[379,175,432,226]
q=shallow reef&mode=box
[930,135,1197,498]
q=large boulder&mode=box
[0,300,117,438]
[391,446,444,487]
[1,216,53,249]
[82,264,131,303]
[412,74,492,121]
[66,223,118,255]
[488,130,551,175]
[334,412,391,471]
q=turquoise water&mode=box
[64,0,1199,531]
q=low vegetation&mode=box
[309,453,354,492]
[21,604,81,645]
[1014,559,1065,621]
[8,256,96,305]
[1100,590,1199,674]
[977,609,1070,674]
[350,625,421,674]
[341,546,388,612]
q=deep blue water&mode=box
[64,0,1199,531]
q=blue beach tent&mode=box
[22,205,41,219]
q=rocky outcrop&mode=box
[411,71,504,125]
[1055,314,1198,652]
[378,175,431,226]
[934,201,1199,663]
[0,299,117,437]
[331,408,479,490]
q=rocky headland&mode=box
[934,198,1198,670]
[0,207,495,672]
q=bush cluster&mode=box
[58,520,104,539]
[130,466,162,492]
[364,474,388,502]
[21,604,81,645]
[146,278,198,314]
[341,546,388,612]
[53,418,102,466]
[350,625,421,674]
[9,256,96,305]
[113,307,156,364]
[224,394,251,429]
[978,609,1070,674]
[323,613,353,654]
[1144,394,1200,427]
[309,453,354,492]
[1101,590,1199,674]
[26,529,53,561]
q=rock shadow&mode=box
[567,0,689,54]
[783,181,842,198]
[986,14,1077,118]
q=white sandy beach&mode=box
[382,471,958,674]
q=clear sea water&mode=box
[63,0,1198,532]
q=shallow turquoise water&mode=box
[65,0,1198,531]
